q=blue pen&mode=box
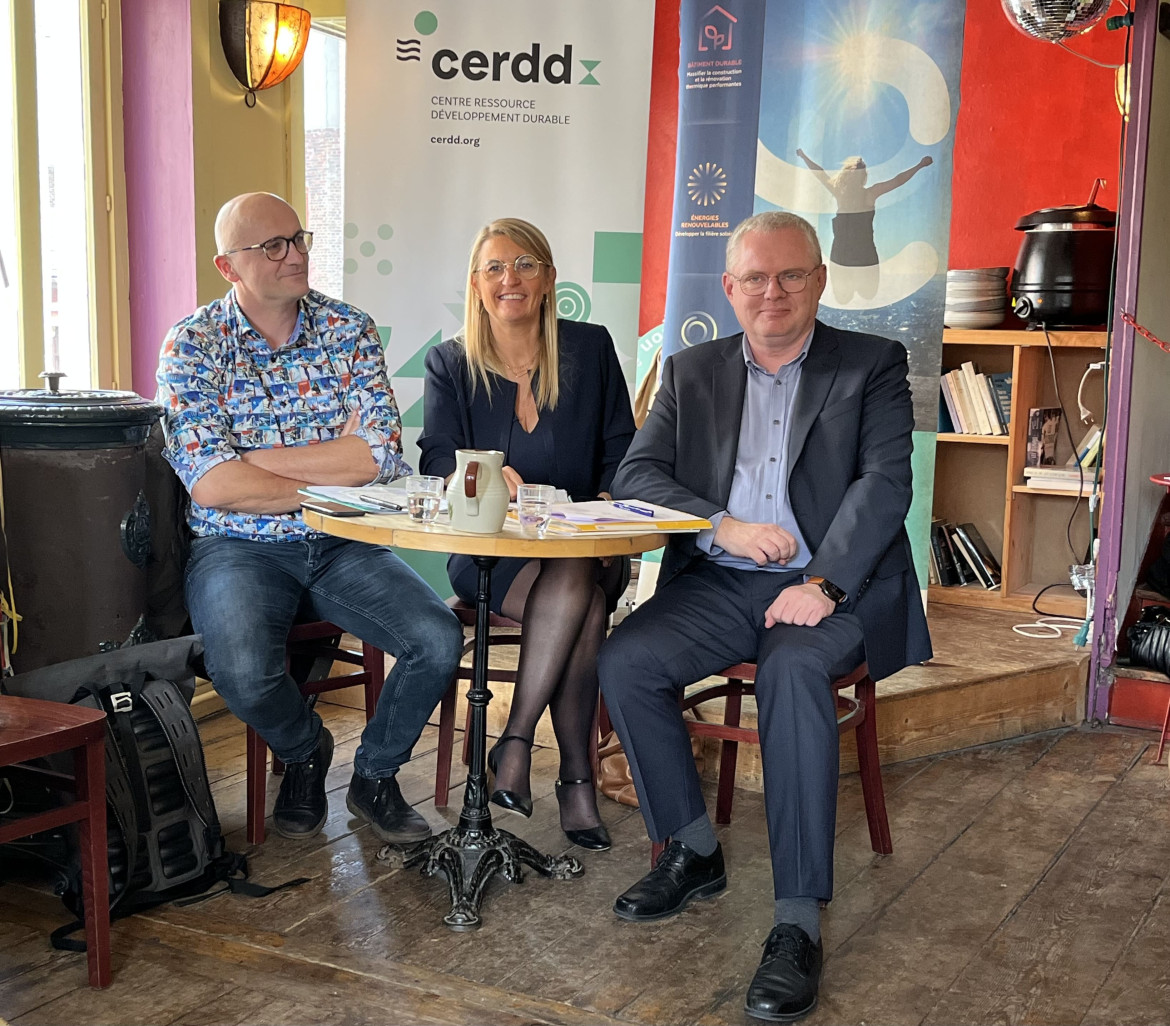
[612,501,655,518]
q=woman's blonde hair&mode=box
[462,217,560,410]
[830,156,867,193]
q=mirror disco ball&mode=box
[1001,0,1112,42]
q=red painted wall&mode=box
[949,5,1127,271]
[637,0,1128,328]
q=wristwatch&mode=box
[806,576,846,606]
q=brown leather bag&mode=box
[597,727,705,808]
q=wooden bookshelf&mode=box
[931,328,1107,618]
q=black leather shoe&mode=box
[744,923,824,1022]
[556,778,612,851]
[612,839,726,921]
[487,734,533,818]
[346,771,432,845]
[272,726,334,839]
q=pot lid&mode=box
[1014,203,1116,230]
[0,386,162,426]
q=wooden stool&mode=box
[649,662,892,864]
[0,695,110,987]
[245,621,385,844]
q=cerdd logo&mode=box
[698,5,736,51]
[433,43,574,84]
[396,9,600,85]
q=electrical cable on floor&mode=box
[1012,616,1086,639]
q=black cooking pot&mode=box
[1010,185,1115,328]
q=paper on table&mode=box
[540,500,710,532]
[299,484,448,513]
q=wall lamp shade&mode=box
[219,0,311,105]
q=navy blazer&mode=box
[418,319,635,500]
[612,320,932,681]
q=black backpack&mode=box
[1,637,306,948]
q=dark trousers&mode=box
[598,561,865,901]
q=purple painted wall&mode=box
[122,0,196,399]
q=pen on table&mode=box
[612,501,655,518]
[359,493,405,512]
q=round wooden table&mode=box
[303,508,676,929]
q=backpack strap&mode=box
[136,677,218,833]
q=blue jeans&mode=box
[185,534,463,778]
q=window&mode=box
[303,23,346,300]
[0,0,126,392]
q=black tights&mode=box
[492,556,626,831]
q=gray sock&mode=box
[775,897,821,943]
[672,813,718,857]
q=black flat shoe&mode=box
[556,778,612,851]
[486,734,533,818]
[613,839,726,921]
[744,924,823,1022]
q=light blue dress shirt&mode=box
[697,331,813,572]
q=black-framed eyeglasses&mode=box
[474,254,544,283]
[222,230,314,261]
[728,267,821,296]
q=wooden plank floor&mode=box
[2,706,1168,1025]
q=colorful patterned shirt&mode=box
[157,288,411,541]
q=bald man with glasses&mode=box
[156,192,462,844]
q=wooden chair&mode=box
[649,661,892,864]
[245,621,385,844]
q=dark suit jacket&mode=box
[612,320,932,681]
[418,319,635,499]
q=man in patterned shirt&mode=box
[157,192,463,842]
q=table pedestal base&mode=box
[406,824,583,930]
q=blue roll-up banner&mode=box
[662,0,965,434]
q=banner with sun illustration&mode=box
[344,0,654,461]
[661,0,966,589]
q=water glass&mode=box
[517,483,555,537]
[404,476,444,524]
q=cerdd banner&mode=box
[344,1,654,470]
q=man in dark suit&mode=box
[598,211,932,1021]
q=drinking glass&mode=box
[517,483,555,537]
[404,476,444,524]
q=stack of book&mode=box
[928,519,1002,590]
[1023,424,1102,494]
[938,361,1011,435]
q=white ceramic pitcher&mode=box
[447,449,509,534]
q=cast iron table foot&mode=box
[405,824,584,930]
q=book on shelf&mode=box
[947,522,992,587]
[930,519,961,586]
[987,372,1012,430]
[960,361,994,435]
[945,369,979,434]
[1024,466,1085,480]
[938,386,956,433]
[1066,424,1102,468]
[1026,407,1062,466]
[955,522,1002,589]
[927,541,940,586]
[975,372,1006,436]
[1024,475,1097,494]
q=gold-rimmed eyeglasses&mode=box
[222,229,314,261]
[728,267,821,296]
[474,254,545,283]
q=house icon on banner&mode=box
[699,6,736,52]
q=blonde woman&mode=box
[796,148,932,302]
[419,218,635,850]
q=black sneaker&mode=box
[272,726,334,839]
[346,771,432,845]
